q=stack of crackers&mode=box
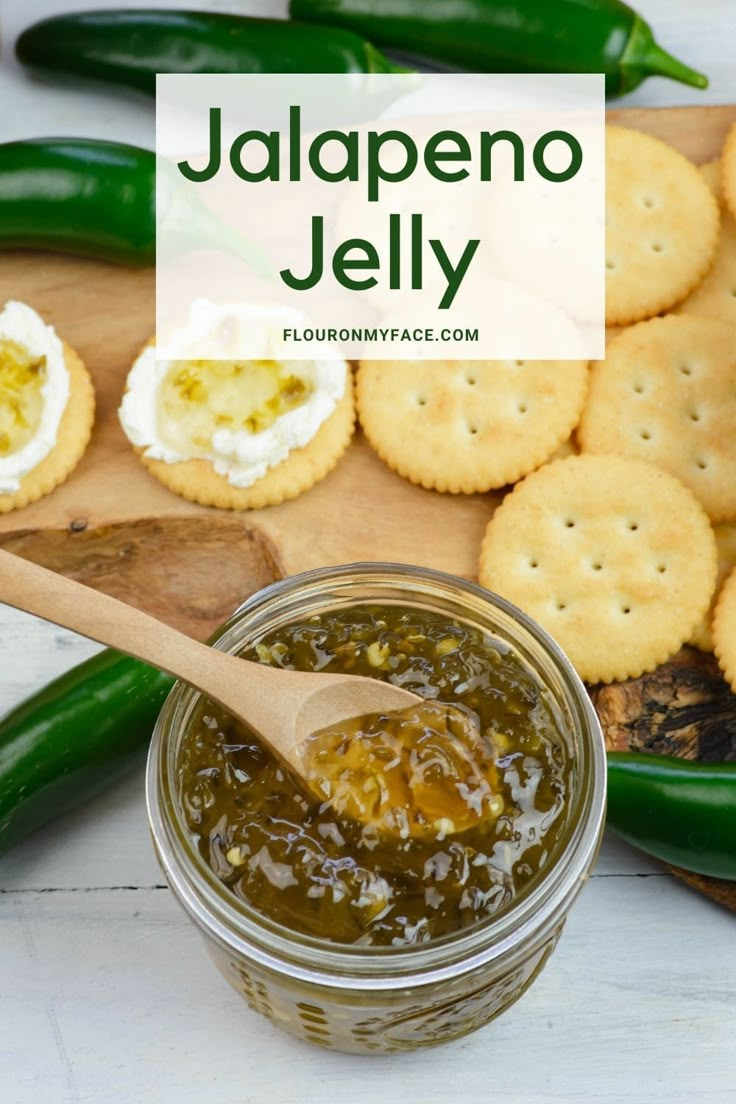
[357,122,736,688]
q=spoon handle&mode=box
[0,548,278,710]
[0,550,421,775]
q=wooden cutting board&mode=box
[0,104,734,906]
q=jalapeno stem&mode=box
[620,16,708,95]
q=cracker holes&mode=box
[650,242,664,253]
[605,259,616,271]
[591,561,603,572]
[639,429,652,441]
[467,424,479,436]
[640,195,657,209]
[517,402,528,415]
[656,563,667,574]
[465,373,476,386]
[621,604,632,616]
[695,457,708,470]
[563,518,576,529]
[632,382,645,395]
[416,395,427,406]
[627,520,639,531]
[529,558,539,570]
[680,363,694,377]
[689,410,702,423]
[555,600,567,611]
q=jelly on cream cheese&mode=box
[0,300,69,495]
[119,302,347,489]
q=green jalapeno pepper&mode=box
[0,137,271,272]
[607,752,736,881]
[0,138,156,264]
[16,9,409,97]
[0,651,173,857]
[289,0,708,98]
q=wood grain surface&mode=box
[1,104,735,907]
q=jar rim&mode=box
[147,562,606,989]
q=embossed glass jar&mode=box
[147,564,606,1054]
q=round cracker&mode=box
[701,158,723,202]
[578,315,736,522]
[0,341,95,513]
[478,454,717,684]
[136,377,355,510]
[605,126,719,326]
[674,214,736,324]
[699,158,723,203]
[356,359,589,493]
[721,121,736,221]
[677,159,736,325]
[713,565,736,692]
[690,523,736,652]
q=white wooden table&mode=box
[1,2,735,1101]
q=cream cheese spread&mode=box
[0,300,69,495]
[119,302,346,489]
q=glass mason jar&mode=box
[147,563,606,1055]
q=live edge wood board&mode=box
[0,106,735,907]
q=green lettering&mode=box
[533,131,583,182]
[366,129,418,202]
[389,213,401,290]
[308,129,359,183]
[280,215,324,290]
[430,238,480,309]
[332,239,379,290]
[178,106,221,182]
[411,213,422,290]
[230,128,279,183]
[480,130,525,182]
[289,105,301,182]
[424,131,471,182]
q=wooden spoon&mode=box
[0,549,422,786]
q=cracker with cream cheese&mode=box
[0,302,95,513]
[119,332,354,510]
